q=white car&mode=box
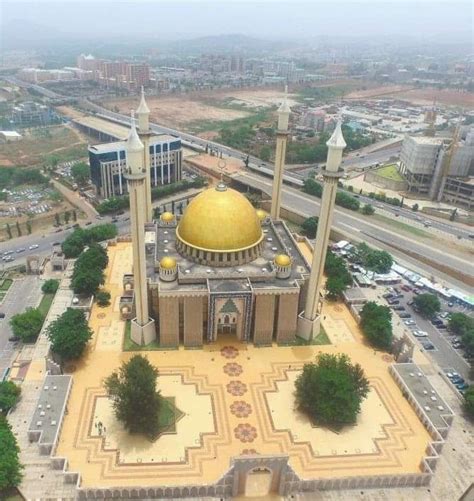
[404,319,416,325]
[413,330,428,337]
[29,244,39,250]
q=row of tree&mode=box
[302,178,361,212]
[71,244,108,296]
[351,242,393,274]
[61,223,117,258]
[324,250,353,300]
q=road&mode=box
[0,276,43,374]
[234,171,473,293]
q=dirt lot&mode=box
[346,85,473,109]
[102,88,298,131]
[0,124,88,167]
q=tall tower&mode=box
[124,111,156,345]
[136,86,153,222]
[298,121,346,340]
[270,87,291,220]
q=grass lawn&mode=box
[293,325,331,346]
[38,293,55,318]
[122,320,162,351]
[373,213,431,239]
[157,396,184,434]
[376,164,405,182]
[0,292,6,302]
[0,278,13,291]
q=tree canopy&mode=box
[360,301,393,350]
[9,308,45,342]
[71,162,90,185]
[464,386,474,421]
[0,415,23,490]
[0,381,21,414]
[325,275,348,300]
[96,290,111,307]
[104,355,161,438]
[61,224,117,258]
[361,203,375,215]
[295,353,370,429]
[41,279,59,294]
[47,308,93,361]
[324,250,352,300]
[301,216,318,238]
[354,242,393,274]
[71,244,108,296]
[414,293,441,318]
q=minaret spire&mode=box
[136,86,150,132]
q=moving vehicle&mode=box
[16,247,26,253]
[29,244,39,250]
[413,331,428,337]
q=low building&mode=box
[88,134,182,198]
[0,130,22,142]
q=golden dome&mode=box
[256,209,268,221]
[159,256,177,270]
[160,211,175,222]
[275,254,291,267]
[176,184,263,252]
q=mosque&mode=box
[119,89,346,348]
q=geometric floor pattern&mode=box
[54,243,433,488]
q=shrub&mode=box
[9,308,45,343]
[41,279,59,294]
[96,290,111,307]
[0,381,21,414]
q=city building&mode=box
[399,128,474,207]
[0,130,22,142]
[88,133,182,199]
[11,101,57,127]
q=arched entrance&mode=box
[244,467,273,497]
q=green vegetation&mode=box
[0,415,23,491]
[295,353,369,429]
[360,301,393,350]
[301,216,318,238]
[292,326,330,346]
[302,178,323,197]
[361,203,375,215]
[9,308,45,343]
[47,309,93,361]
[463,386,474,421]
[104,354,162,439]
[0,279,13,292]
[324,250,352,300]
[353,242,393,274]
[71,162,90,185]
[0,381,21,414]
[367,191,401,207]
[0,167,49,190]
[372,214,430,239]
[448,313,474,356]
[375,164,404,182]
[96,178,206,215]
[413,293,441,318]
[287,138,329,164]
[61,223,117,258]
[123,320,161,351]
[96,290,111,307]
[41,279,59,294]
[71,244,108,296]
[303,178,360,212]
[189,108,273,134]
[37,293,54,318]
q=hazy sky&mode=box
[1,1,472,43]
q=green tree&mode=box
[9,308,45,343]
[355,243,393,274]
[71,162,90,185]
[412,203,419,212]
[302,178,323,198]
[360,301,393,350]
[72,210,77,222]
[104,355,161,438]
[361,203,375,215]
[41,279,59,294]
[96,290,111,307]
[325,275,347,300]
[462,329,474,357]
[26,220,32,235]
[464,386,474,421]
[54,212,60,226]
[324,250,352,286]
[71,266,105,296]
[6,223,12,239]
[302,217,318,238]
[0,381,21,414]
[448,312,474,336]
[335,192,360,211]
[47,309,93,361]
[64,211,71,224]
[15,221,21,237]
[295,353,369,429]
[259,145,272,162]
[414,293,441,318]
[0,415,23,490]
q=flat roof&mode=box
[392,363,453,430]
[410,136,443,145]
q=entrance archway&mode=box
[244,467,273,497]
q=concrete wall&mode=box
[158,296,180,347]
[275,293,299,344]
[183,296,204,347]
[253,294,276,345]
[364,169,408,192]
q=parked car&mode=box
[8,336,20,342]
[407,300,414,306]
[413,330,428,337]
[0,312,5,319]
[413,288,420,295]
[404,319,416,325]
[401,284,412,292]
[456,383,469,391]
[399,313,411,319]
[421,341,435,350]
[451,376,464,385]
[392,306,405,311]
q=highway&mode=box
[233,171,474,293]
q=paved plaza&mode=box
[53,243,434,489]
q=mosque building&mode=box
[120,89,346,348]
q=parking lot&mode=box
[0,186,57,218]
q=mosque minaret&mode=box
[124,111,156,345]
[270,87,291,220]
[136,86,153,222]
[298,121,347,340]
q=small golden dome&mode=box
[256,209,268,221]
[159,256,177,270]
[275,254,291,267]
[160,211,174,222]
[176,185,263,252]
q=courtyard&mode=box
[55,242,433,489]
